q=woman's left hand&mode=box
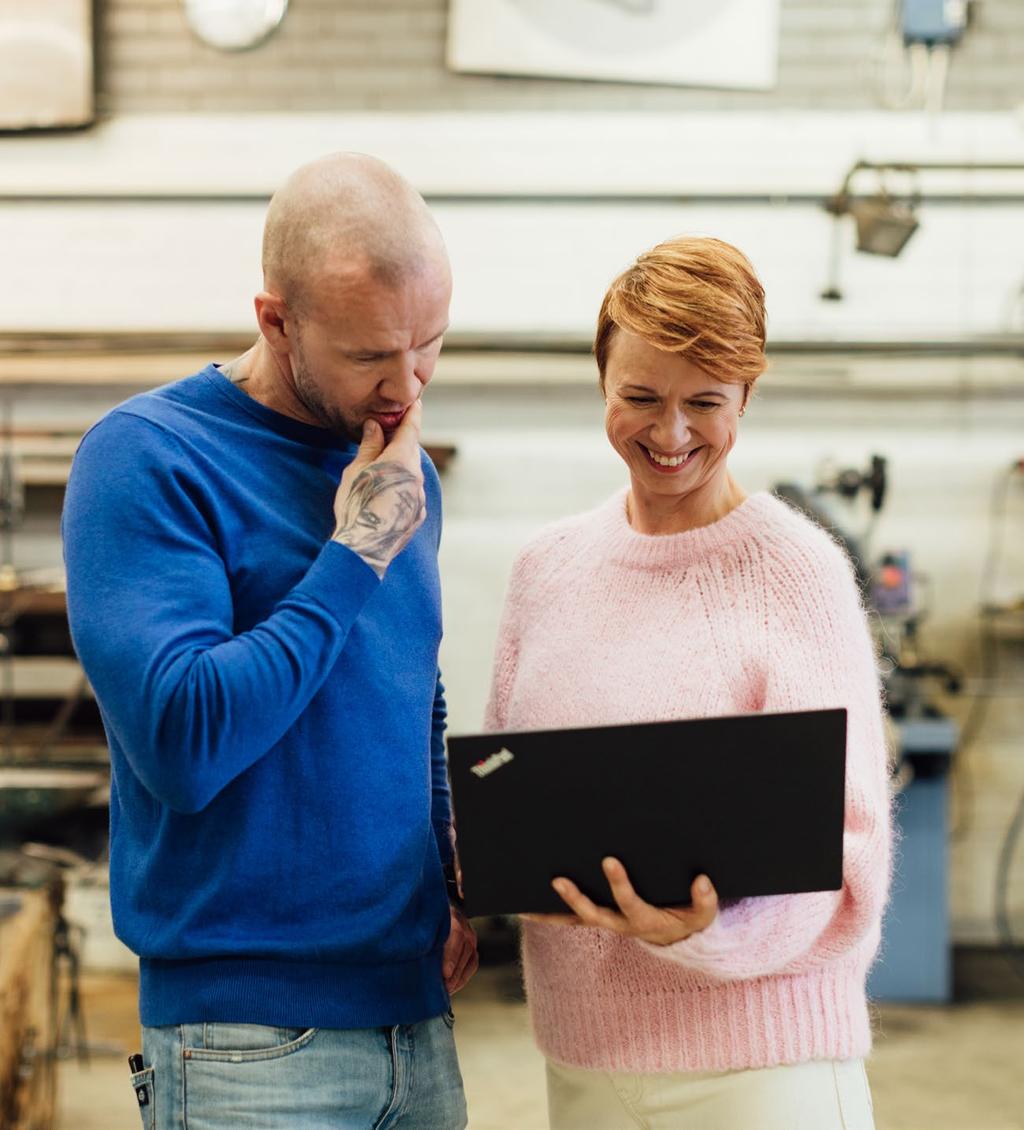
[525,857,719,946]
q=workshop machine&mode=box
[775,455,959,1002]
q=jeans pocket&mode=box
[129,1066,155,1130]
[185,1023,319,1063]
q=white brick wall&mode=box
[94,0,1024,113]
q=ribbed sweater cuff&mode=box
[292,540,381,626]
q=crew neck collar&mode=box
[595,486,777,568]
[202,364,358,452]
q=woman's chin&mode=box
[632,466,702,495]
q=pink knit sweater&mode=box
[485,488,891,1074]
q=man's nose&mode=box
[380,353,430,405]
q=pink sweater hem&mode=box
[528,948,874,1074]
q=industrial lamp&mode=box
[821,158,1024,300]
[821,162,921,299]
[849,193,919,257]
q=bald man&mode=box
[62,154,475,1129]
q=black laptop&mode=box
[446,708,846,918]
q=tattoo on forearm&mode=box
[333,461,422,575]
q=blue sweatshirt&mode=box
[62,366,453,1028]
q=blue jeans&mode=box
[131,1014,467,1129]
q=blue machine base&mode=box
[868,772,951,1003]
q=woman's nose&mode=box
[651,410,691,449]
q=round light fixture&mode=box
[183,0,288,52]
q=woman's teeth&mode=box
[644,446,695,468]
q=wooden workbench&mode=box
[0,886,58,1130]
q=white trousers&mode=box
[546,1057,875,1130]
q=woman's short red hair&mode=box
[595,236,767,390]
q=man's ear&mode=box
[255,291,291,353]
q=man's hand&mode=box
[524,858,719,946]
[332,401,426,577]
[443,906,479,994]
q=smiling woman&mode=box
[596,237,764,535]
[603,341,748,533]
[485,234,890,1130]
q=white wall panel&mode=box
[4,197,1024,340]
[4,111,1024,340]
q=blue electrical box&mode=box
[901,0,967,44]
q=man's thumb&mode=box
[355,418,385,464]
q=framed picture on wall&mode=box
[0,0,94,129]
[446,0,780,90]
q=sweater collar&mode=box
[596,486,778,569]
[202,364,359,452]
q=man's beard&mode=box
[291,351,362,443]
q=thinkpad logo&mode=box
[470,748,515,779]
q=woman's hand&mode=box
[525,857,719,946]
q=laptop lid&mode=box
[447,708,846,918]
